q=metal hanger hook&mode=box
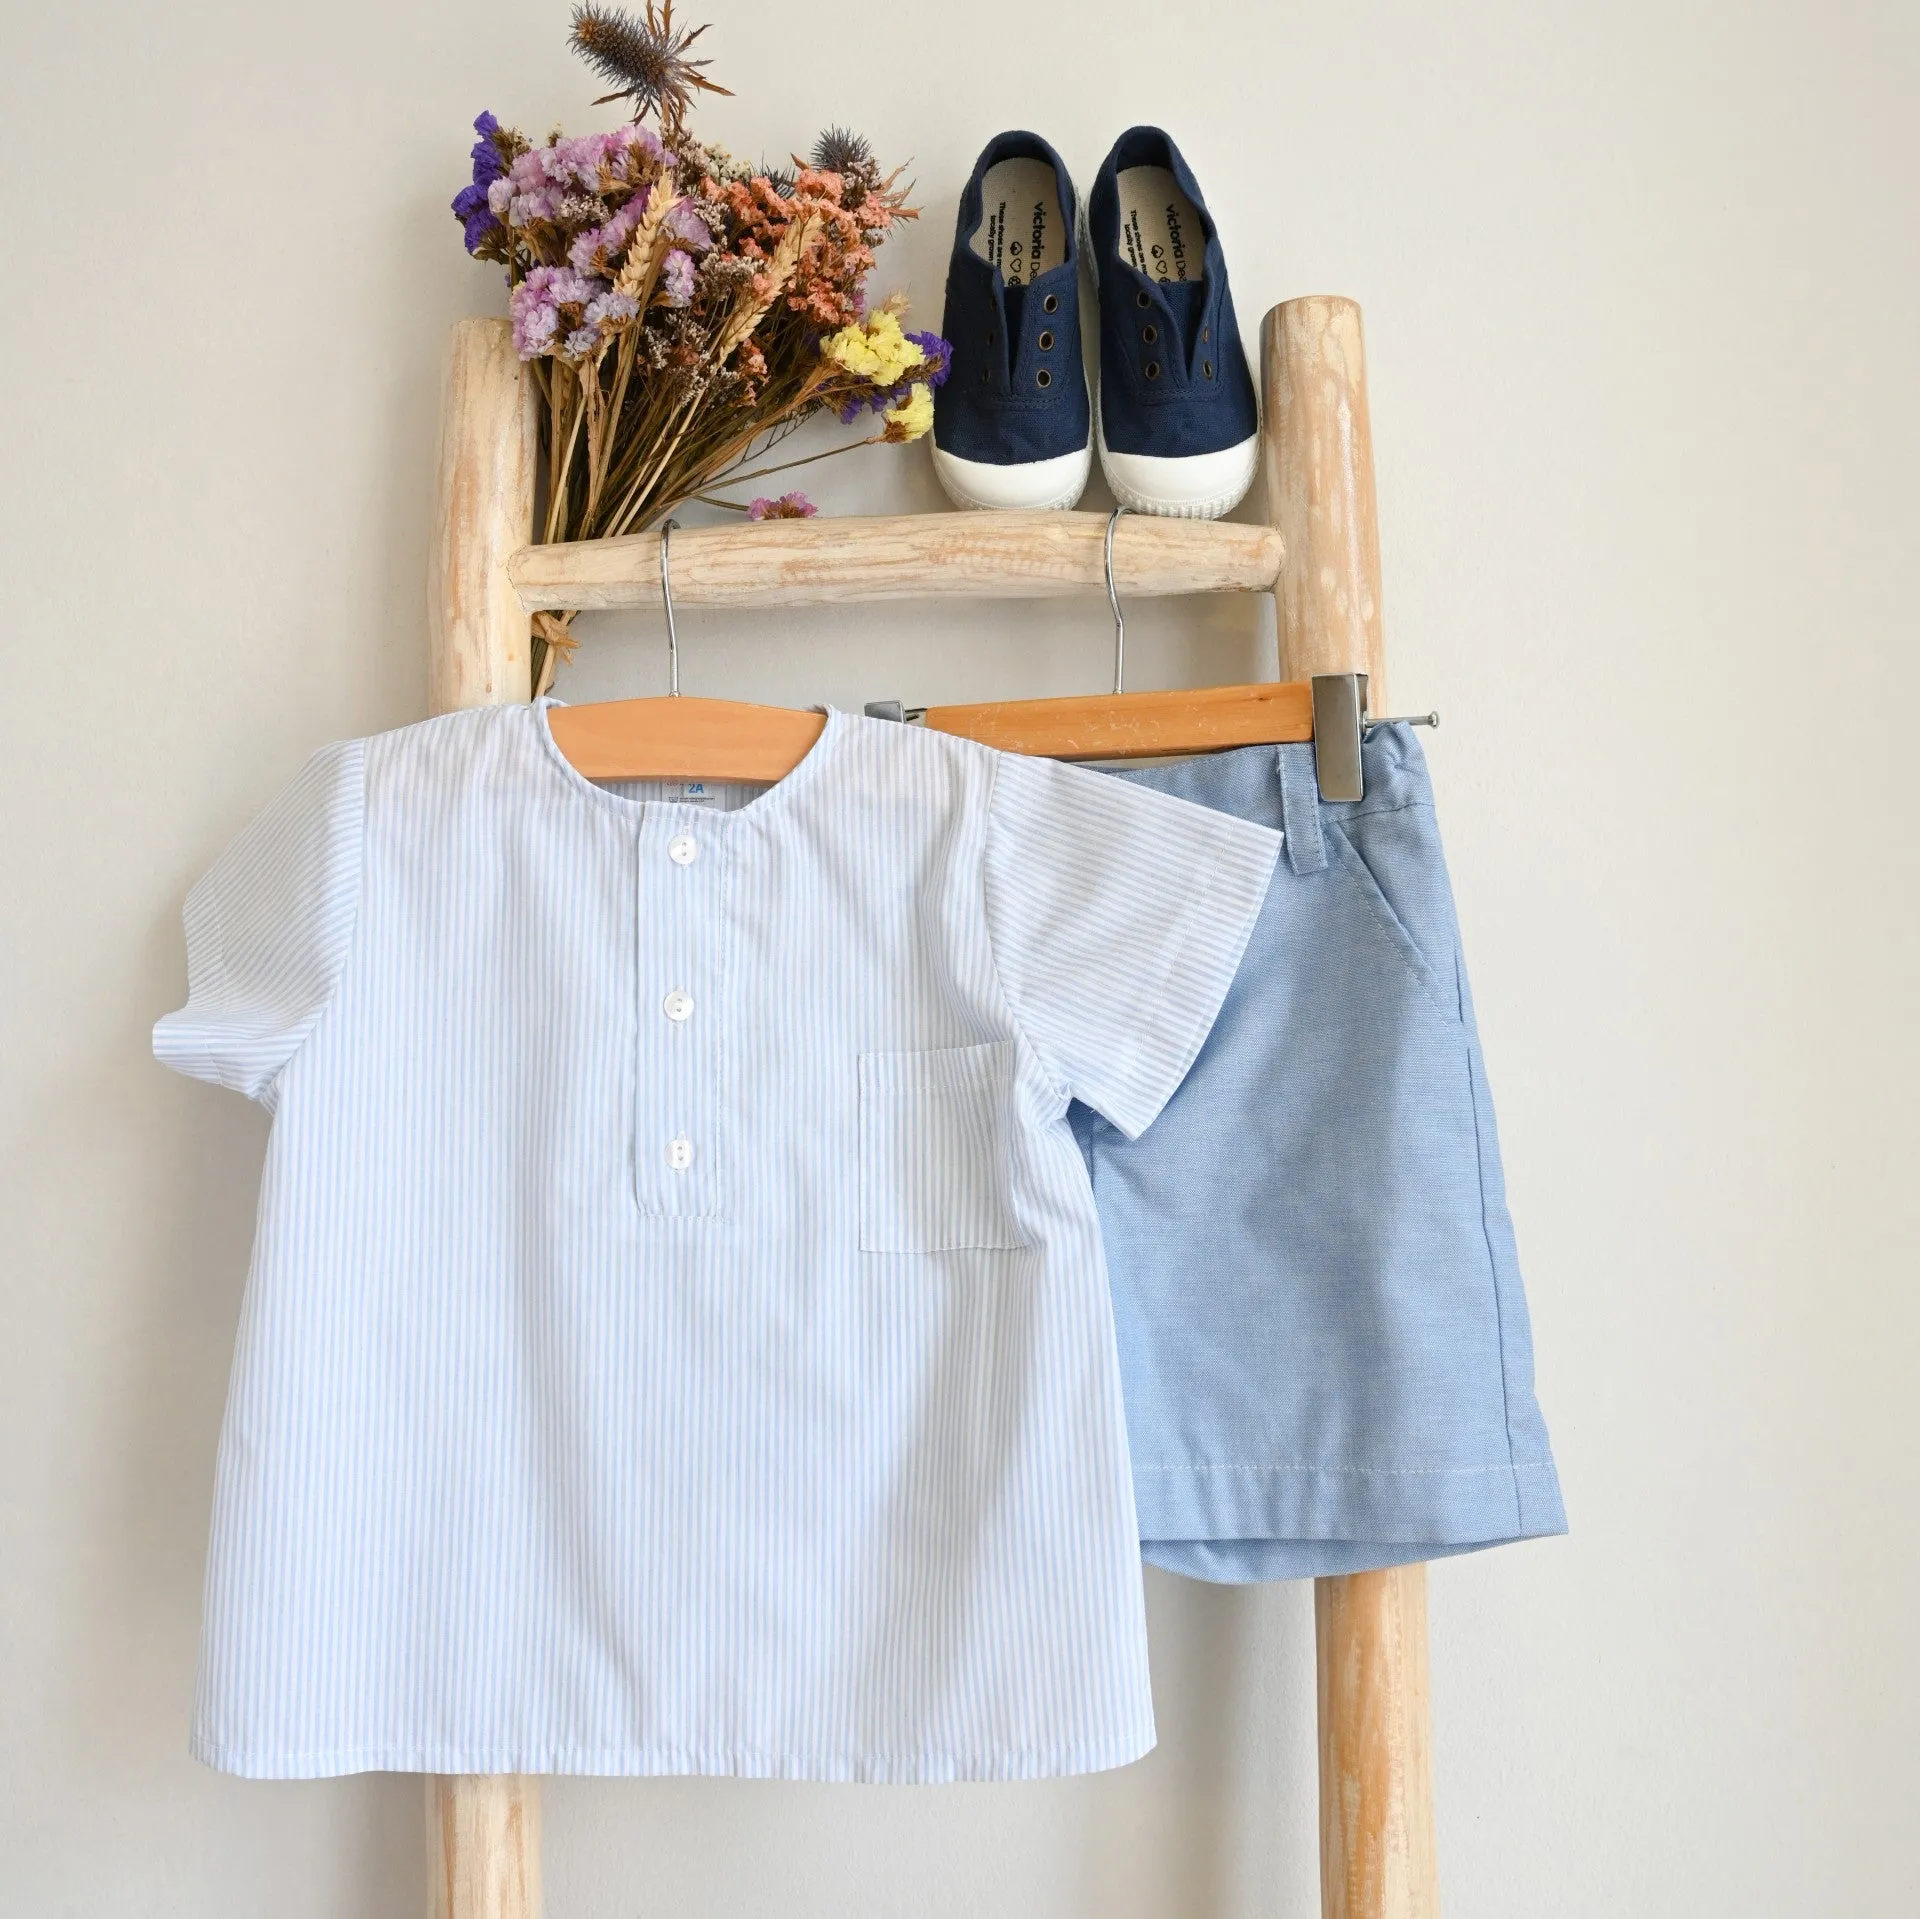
[658,518,681,697]
[1104,505,1130,695]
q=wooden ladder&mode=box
[425,294,1437,1919]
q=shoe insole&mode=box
[1116,165,1203,285]
[969,157,1067,288]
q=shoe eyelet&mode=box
[1203,359,1214,378]
[1144,361,1161,381]
[1202,327,1211,343]
[986,329,996,347]
[1043,294,1059,313]
[979,368,990,385]
[1036,368,1052,388]
[1141,325,1158,345]
[1038,330,1054,351]
[1136,290,1151,308]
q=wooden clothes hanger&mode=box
[546,520,826,782]
[545,512,1432,789]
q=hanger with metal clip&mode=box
[866,507,1435,800]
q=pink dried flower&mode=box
[746,492,816,520]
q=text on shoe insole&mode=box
[970,158,1065,286]
[1116,165,1199,282]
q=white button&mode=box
[666,1136,694,1170]
[668,834,698,866]
[662,988,694,1023]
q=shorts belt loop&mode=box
[1277,745,1327,875]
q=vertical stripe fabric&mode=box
[154,699,1278,1781]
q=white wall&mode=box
[3,2,1916,1913]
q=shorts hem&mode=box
[1131,1456,1567,1584]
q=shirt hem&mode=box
[187,1728,1157,1783]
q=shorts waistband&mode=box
[1277,723,1433,875]
[1087,721,1434,844]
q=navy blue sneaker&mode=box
[1086,128,1259,518]
[931,132,1091,511]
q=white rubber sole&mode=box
[1078,199,1259,520]
[1094,407,1259,519]
[929,435,1092,512]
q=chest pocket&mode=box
[858,1041,1028,1253]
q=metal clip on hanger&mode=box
[1307,674,1439,803]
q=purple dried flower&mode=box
[512,294,561,359]
[501,147,568,224]
[747,492,817,520]
[510,265,612,359]
[583,289,640,329]
[541,134,595,185]
[663,199,713,251]
[610,120,667,166]
[493,125,667,235]
[468,112,507,184]
[906,329,952,388]
[610,188,655,237]
[660,249,696,306]
[569,187,684,275]
[452,109,511,253]
[568,225,611,275]
[453,183,496,252]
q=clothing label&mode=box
[676,781,716,803]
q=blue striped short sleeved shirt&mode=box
[155,699,1278,1781]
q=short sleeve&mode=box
[983,751,1279,1140]
[153,737,367,1103]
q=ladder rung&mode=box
[507,510,1284,613]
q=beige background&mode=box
[4,1,1916,1913]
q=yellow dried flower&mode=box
[881,380,934,443]
[822,309,926,389]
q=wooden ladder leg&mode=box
[1261,295,1440,1919]
[426,315,543,1919]
[429,1776,544,1919]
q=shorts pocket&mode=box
[859,1041,1027,1253]
[1325,811,1464,1024]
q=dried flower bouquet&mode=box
[453,4,951,692]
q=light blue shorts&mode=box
[1076,729,1566,1582]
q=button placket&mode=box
[633,812,724,1217]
